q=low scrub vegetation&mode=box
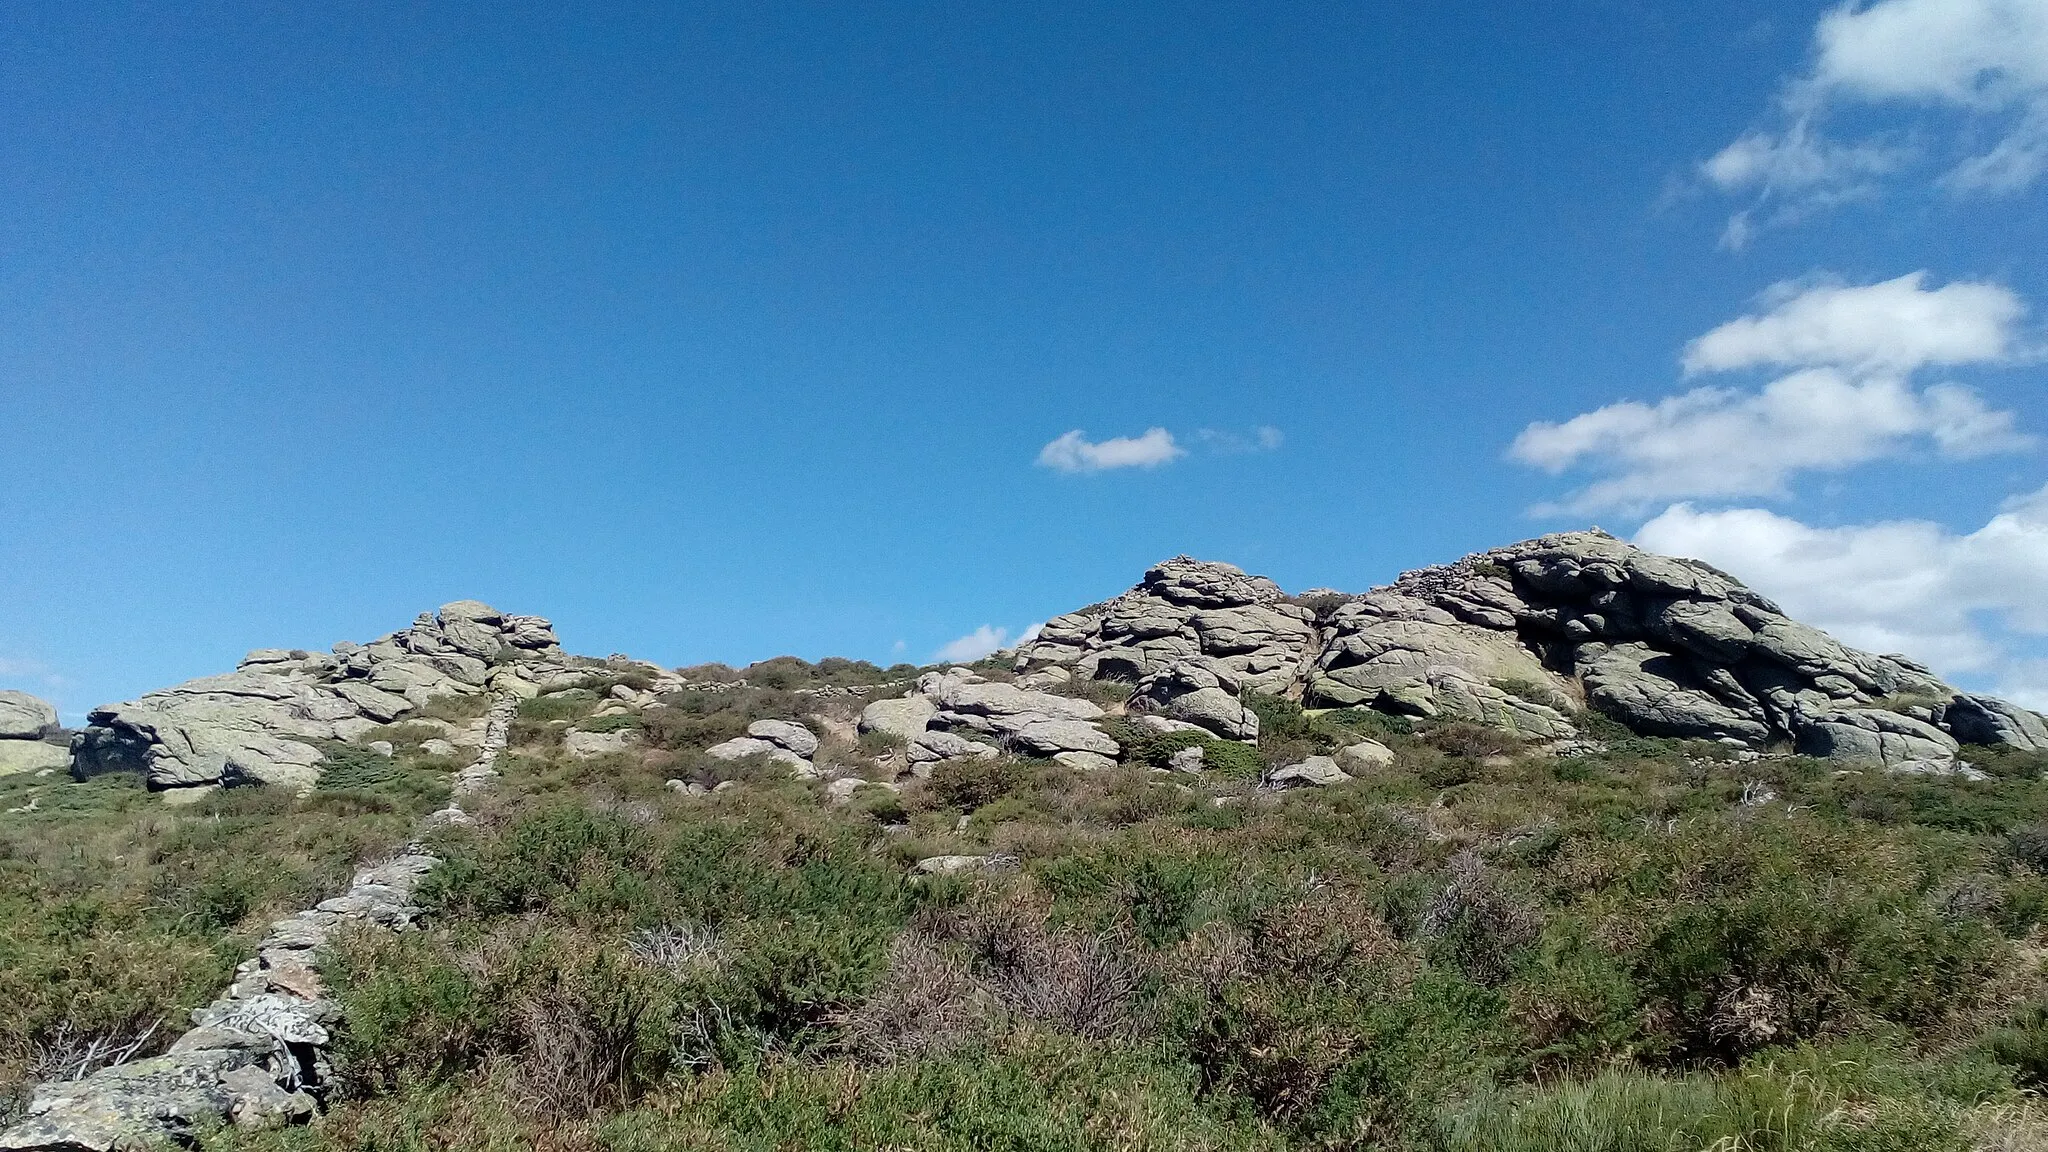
[11,679,2048,1150]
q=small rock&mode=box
[1269,755,1350,788]
[564,729,632,758]
[1168,745,1206,773]
[914,854,987,875]
[419,738,457,757]
[419,806,474,832]
[1052,750,1118,772]
[665,778,708,796]
[1335,739,1395,773]
[368,741,395,758]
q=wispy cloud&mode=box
[933,623,1038,664]
[1036,428,1185,473]
[1511,272,2032,515]
[1196,425,1285,453]
[1705,0,2048,244]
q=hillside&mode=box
[5,532,2048,1151]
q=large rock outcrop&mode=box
[1012,534,2048,770]
[69,602,566,793]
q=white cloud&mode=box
[934,625,1011,663]
[1636,483,2048,707]
[1513,273,2032,514]
[1682,273,2024,375]
[1512,371,2024,514]
[1037,428,1184,473]
[1705,0,2048,238]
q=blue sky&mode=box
[3,1,2045,720]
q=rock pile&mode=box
[859,667,1123,772]
[0,853,437,1150]
[1014,534,2048,773]
[69,602,566,794]
[707,719,822,776]
[1016,557,1309,741]
[0,691,67,776]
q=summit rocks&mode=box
[68,603,565,794]
[1014,534,2048,772]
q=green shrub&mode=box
[1202,740,1264,779]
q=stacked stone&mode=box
[68,601,565,795]
[1009,536,2048,773]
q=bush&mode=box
[1202,740,1264,779]
[920,759,1029,813]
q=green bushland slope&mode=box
[8,667,2048,1151]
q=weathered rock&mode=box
[704,735,812,775]
[1163,686,1258,741]
[0,739,69,776]
[1797,709,1960,770]
[564,729,632,758]
[0,690,57,740]
[825,776,901,804]
[1270,756,1349,788]
[705,736,777,761]
[747,719,818,758]
[907,729,1001,764]
[1943,695,2048,753]
[1335,739,1396,773]
[1010,718,1118,758]
[858,695,938,740]
[914,854,989,875]
[1052,750,1119,772]
[68,603,564,791]
[1168,745,1206,773]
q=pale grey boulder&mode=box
[914,854,989,875]
[0,690,57,739]
[747,719,819,758]
[0,739,69,776]
[564,729,633,758]
[907,729,1000,764]
[920,670,1104,725]
[1162,686,1259,741]
[1410,666,1577,740]
[704,735,812,775]
[1797,709,1960,769]
[859,695,938,740]
[704,736,777,761]
[1052,750,1118,771]
[330,680,411,722]
[1336,739,1396,773]
[1270,756,1349,788]
[1010,718,1118,757]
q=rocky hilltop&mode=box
[26,530,2048,799]
[1016,530,2047,771]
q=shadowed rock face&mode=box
[69,603,566,793]
[1014,533,2046,768]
